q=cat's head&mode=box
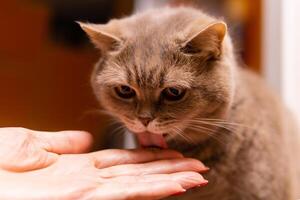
[79,8,236,147]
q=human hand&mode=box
[0,149,208,199]
[0,127,92,172]
[0,128,209,200]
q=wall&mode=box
[0,1,108,149]
[263,0,300,123]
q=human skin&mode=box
[0,128,209,200]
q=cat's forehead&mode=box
[101,45,195,89]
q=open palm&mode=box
[0,128,208,200]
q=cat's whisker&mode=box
[188,123,218,133]
[194,118,251,129]
[189,125,233,142]
[171,117,242,128]
[178,127,198,146]
[107,119,122,127]
[212,121,254,130]
[187,126,227,145]
[189,117,255,131]
[188,126,224,145]
[171,127,187,142]
[187,120,238,132]
[166,132,182,147]
[158,120,179,126]
[110,124,126,138]
[171,127,195,145]
[195,118,228,122]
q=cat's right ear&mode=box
[77,22,122,53]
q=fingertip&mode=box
[169,182,186,193]
[183,158,208,172]
[198,179,209,187]
[64,131,94,153]
[171,171,208,190]
[149,181,186,198]
[166,183,186,196]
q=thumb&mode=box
[32,130,93,154]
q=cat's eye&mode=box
[114,85,136,99]
[162,87,186,101]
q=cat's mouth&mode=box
[136,131,168,149]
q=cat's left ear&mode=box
[181,21,227,60]
[77,22,122,53]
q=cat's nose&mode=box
[139,117,152,126]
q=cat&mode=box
[79,7,300,200]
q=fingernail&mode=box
[197,180,209,187]
[201,167,210,172]
[172,189,186,196]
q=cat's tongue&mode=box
[136,131,168,149]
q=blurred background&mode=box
[0,0,299,149]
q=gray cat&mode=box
[79,7,300,200]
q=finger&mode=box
[89,149,183,168]
[31,130,93,154]
[107,171,208,190]
[98,158,208,178]
[94,181,185,200]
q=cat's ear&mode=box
[77,22,122,53]
[181,21,227,60]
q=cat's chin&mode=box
[135,131,168,149]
